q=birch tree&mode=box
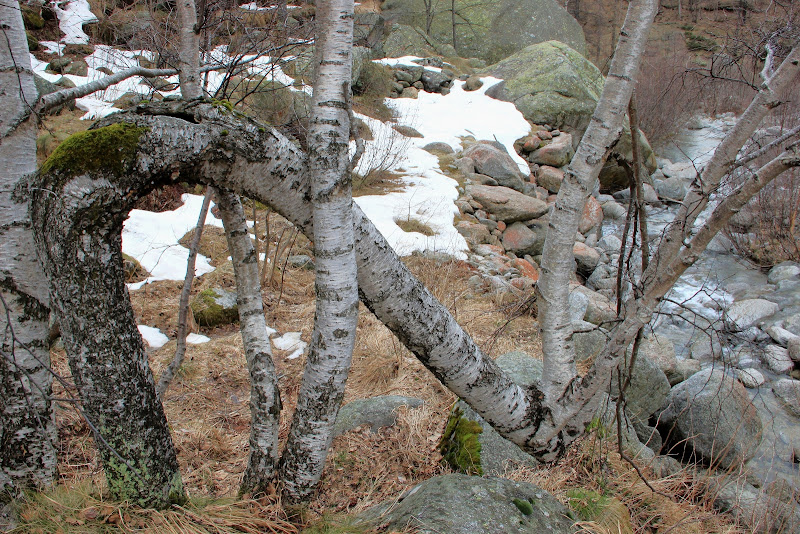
[278,0,359,499]
[0,0,56,499]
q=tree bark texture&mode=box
[535,0,657,417]
[177,0,202,100]
[0,0,57,498]
[27,125,185,507]
[279,0,359,499]
[215,189,282,495]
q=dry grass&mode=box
[507,431,743,534]
[23,210,739,532]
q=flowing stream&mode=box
[604,115,800,493]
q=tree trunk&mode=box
[536,0,657,408]
[177,0,202,99]
[28,130,185,507]
[0,0,57,499]
[215,190,282,495]
[279,0,359,499]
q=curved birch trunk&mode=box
[27,123,185,507]
[215,190,282,495]
[0,0,57,498]
[279,0,359,499]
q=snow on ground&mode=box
[187,334,211,344]
[271,332,306,360]
[353,73,531,259]
[53,0,97,44]
[123,194,224,290]
[138,325,169,348]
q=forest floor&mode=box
[12,204,744,533]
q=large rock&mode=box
[573,322,608,363]
[660,369,762,469]
[535,165,564,193]
[439,352,542,476]
[382,23,452,57]
[572,242,600,276]
[725,299,779,330]
[772,379,800,418]
[610,351,670,422]
[502,222,545,256]
[463,143,526,190]
[469,184,548,223]
[571,284,615,326]
[529,132,574,168]
[357,474,576,534]
[761,345,794,374]
[333,395,424,437]
[768,262,800,284]
[637,334,679,384]
[579,196,603,234]
[382,0,586,64]
[190,288,239,327]
[485,41,600,133]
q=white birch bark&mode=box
[536,0,657,408]
[177,0,202,100]
[279,0,359,499]
[0,0,57,498]
[215,189,282,495]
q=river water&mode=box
[604,115,800,493]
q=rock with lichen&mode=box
[190,288,239,327]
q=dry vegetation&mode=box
[10,201,745,533]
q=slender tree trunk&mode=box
[177,0,202,99]
[536,0,657,408]
[215,190,282,495]
[0,0,57,499]
[155,188,212,398]
[279,0,359,499]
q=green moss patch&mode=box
[39,122,147,177]
[190,288,239,327]
[439,406,483,475]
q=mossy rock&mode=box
[485,41,603,133]
[27,32,39,51]
[190,288,239,327]
[381,0,585,64]
[357,474,576,534]
[439,351,541,476]
[122,253,149,283]
[39,122,147,177]
[22,6,45,30]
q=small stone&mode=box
[761,345,794,374]
[735,368,765,388]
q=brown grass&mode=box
[26,211,737,532]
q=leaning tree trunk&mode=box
[27,125,185,508]
[215,189,282,495]
[279,0,359,499]
[0,0,57,499]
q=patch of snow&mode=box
[39,41,66,54]
[53,0,98,44]
[138,325,169,348]
[186,333,211,344]
[124,194,224,290]
[351,77,530,258]
[376,56,443,73]
[272,332,306,359]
